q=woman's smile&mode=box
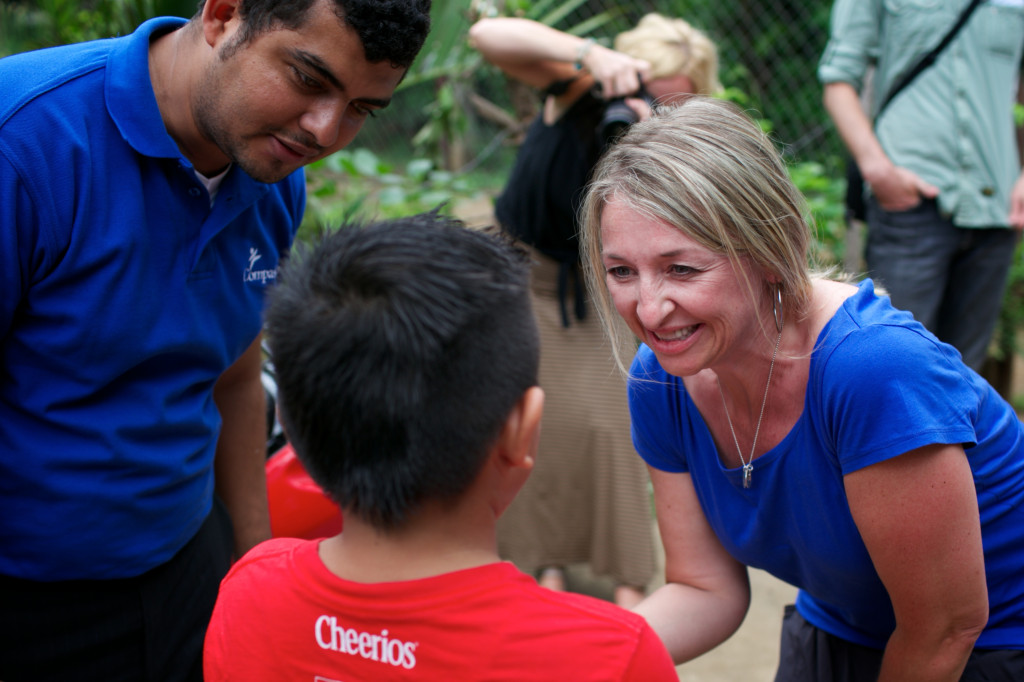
[600,198,765,377]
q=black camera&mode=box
[598,86,654,143]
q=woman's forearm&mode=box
[633,580,749,664]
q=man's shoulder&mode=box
[0,40,112,126]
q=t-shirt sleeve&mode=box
[622,622,678,681]
[202,538,304,681]
[815,322,979,475]
[628,345,691,474]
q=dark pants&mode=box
[0,500,233,682]
[775,604,1024,682]
[865,197,1019,372]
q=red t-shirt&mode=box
[204,538,676,681]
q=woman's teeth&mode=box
[655,325,696,341]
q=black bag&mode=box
[845,158,868,222]
[842,0,983,222]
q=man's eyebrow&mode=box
[291,49,342,89]
[290,49,393,109]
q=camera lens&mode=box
[599,98,639,141]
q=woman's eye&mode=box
[606,266,632,278]
[670,264,696,276]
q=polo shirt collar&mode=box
[106,17,190,161]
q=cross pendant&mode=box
[742,463,753,489]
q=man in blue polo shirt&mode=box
[0,0,430,679]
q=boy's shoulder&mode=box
[211,551,677,680]
[231,536,307,569]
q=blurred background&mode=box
[2,0,1021,401]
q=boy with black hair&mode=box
[204,212,677,680]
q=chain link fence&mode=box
[358,0,846,180]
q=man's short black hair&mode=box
[265,212,538,531]
[202,0,431,69]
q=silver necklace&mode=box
[717,320,784,489]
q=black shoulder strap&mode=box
[876,0,985,118]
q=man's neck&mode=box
[148,23,229,175]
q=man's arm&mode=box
[823,81,938,212]
[213,333,272,559]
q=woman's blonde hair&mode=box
[614,14,722,95]
[580,97,816,371]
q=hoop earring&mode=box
[772,285,784,333]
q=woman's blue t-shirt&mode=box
[629,280,1024,649]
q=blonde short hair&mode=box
[614,14,721,95]
[580,97,815,371]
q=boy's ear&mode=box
[491,386,544,514]
[501,386,544,470]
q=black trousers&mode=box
[775,604,1024,682]
[0,499,233,682]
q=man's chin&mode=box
[236,158,297,185]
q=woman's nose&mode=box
[636,278,672,327]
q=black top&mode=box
[495,92,606,265]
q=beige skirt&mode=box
[496,247,656,589]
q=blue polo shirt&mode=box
[0,18,304,580]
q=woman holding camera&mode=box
[468,14,720,607]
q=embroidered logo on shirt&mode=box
[244,247,278,285]
[315,615,418,670]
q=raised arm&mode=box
[633,467,750,663]
[468,17,650,113]
[823,81,938,212]
[844,443,988,681]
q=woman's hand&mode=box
[634,467,750,663]
[579,43,651,101]
[844,443,988,681]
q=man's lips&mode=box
[274,135,320,160]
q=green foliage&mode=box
[299,148,491,241]
[788,161,847,268]
[0,0,196,55]
[991,241,1024,362]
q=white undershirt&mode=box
[194,166,230,205]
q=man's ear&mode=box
[202,0,242,48]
